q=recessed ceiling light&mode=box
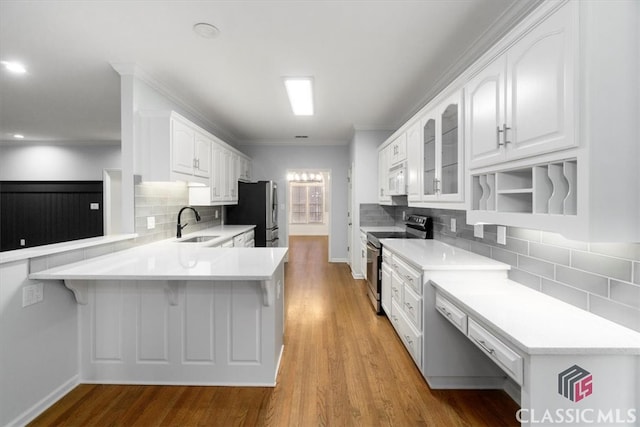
[13,134,25,139]
[193,23,220,39]
[284,77,314,116]
[1,61,27,74]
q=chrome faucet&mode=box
[176,206,201,238]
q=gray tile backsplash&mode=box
[377,205,640,332]
[134,182,221,243]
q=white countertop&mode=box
[0,234,138,265]
[172,225,255,247]
[360,225,405,233]
[29,226,287,281]
[432,278,640,355]
[380,239,510,271]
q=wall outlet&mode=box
[450,218,457,233]
[19,238,26,246]
[22,283,44,307]
[214,209,219,219]
[90,202,100,210]
[497,226,507,245]
[474,224,484,239]
[402,211,407,221]
[146,216,156,230]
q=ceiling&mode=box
[0,0,540,146]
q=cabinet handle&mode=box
[472,337,496,355]
[405,275,413,283]
[438,305,451,317]
[497,126,505,147]
[404,335,413,345]
[404,302,414,311]
[503,124,511,145]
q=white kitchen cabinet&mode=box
[388,133,407,166]
[138,111,212,184]
[406,121,422,203]
[421,91,464,203]
[467,0,639,241]
[359,231,368,279]
[466,2,576,170]
[381,263,392,315]
[378,145,391,205]
[238,155,252,182]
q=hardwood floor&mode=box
[29,236,519,426]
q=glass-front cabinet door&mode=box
[420,90,464,203]
[423,117,436,197]
[440,103,459,196]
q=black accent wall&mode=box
[0,181,104,252]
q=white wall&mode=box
[239,144,349,262]
[0,144,120,180]
[348,130,392,274]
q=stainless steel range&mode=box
[365,215,433,314]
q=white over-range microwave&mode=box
[388,162,407,196]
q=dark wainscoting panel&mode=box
[0,181,104,252]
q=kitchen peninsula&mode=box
[29,230,288,387]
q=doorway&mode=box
[287,170,330,237]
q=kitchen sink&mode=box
[176,235,219,243]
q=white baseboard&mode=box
[426,375,506,390]
[8,375,79,427]
[329,258,348,263]
[503,377,521,405]
[351,271,364,280]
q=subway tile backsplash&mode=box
[134,181,221,244]
[380,206,640,332]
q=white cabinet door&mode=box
[378,146,391,204]
[437,92,464,202]
[406,121,422,202]
[505,3,576,160]
[360,233,368,279]
[466,58,506,169]
[171,117,196,175]
[230,152,239,201]
[389,133,407,165]
[381,263,392,315]
[193,132,211,178]
[210,144,224,202]
[467,2,575,170]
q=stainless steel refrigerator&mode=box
[226,181,279,247]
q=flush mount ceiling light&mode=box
[193,22,220,39]
[1,60,27,74]
[284,77,314,116]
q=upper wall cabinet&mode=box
[466,2,576,170]
[404,90,464,208]
[422,92,463,203]
[467,0,639,241]
[138,111,212,184]
[378,144,392,205]
[389,134,407,166]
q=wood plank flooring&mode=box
[29,236,519,426]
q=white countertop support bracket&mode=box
[64,280,88,305]
[261,279,275,307]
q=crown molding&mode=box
[110,62,239,144]
[400,0,544,125]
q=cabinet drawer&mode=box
[468,318,523,385]
[245,230,255,241]
[402,285,422,331]
[435,293,467,335]
[390,273,403,303]
[392,300,422,368]
[233,234,245,247]
[391,256,422,295]
[221,239,234,248]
